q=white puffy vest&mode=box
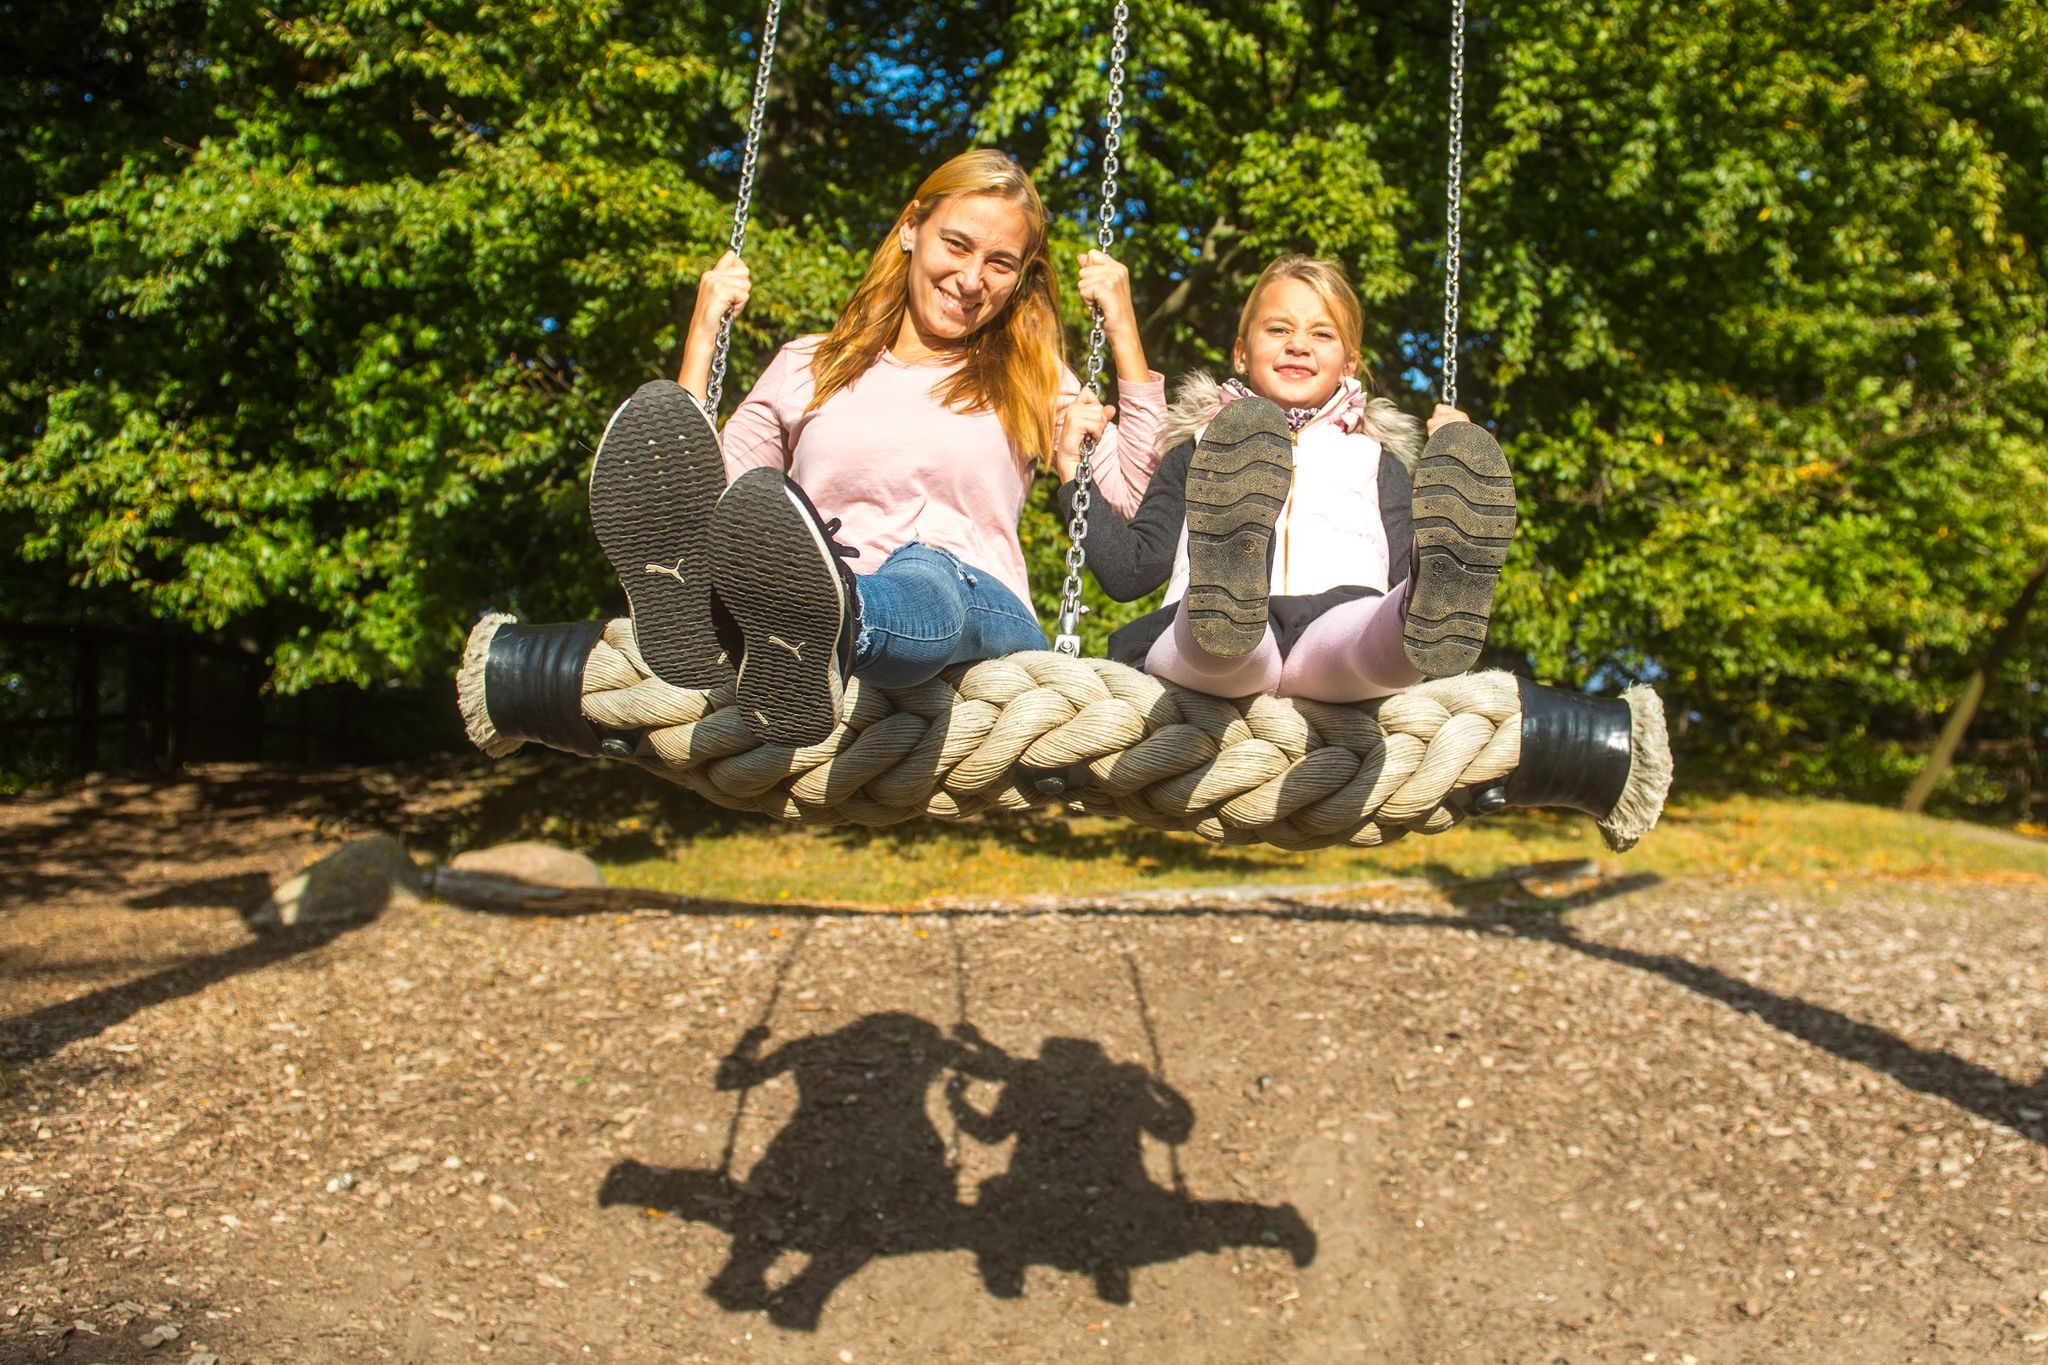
[1165,423,1391,603]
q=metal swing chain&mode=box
[717,918,810,1177]
[1441,0,1466,411]
[705,0,785,415]
[1053,0,1130,656]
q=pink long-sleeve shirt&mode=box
[720,336,1165,613]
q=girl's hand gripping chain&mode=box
[1053,390,1117,482]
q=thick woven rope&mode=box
[464,613,1679,847]
[462,616,1666,851]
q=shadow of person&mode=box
[949,1031,1316,1304]
[599,1016,1317,1329]
[600,1012,968,1331]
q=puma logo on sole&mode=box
[767,635,804,660]
[643,560,687,585]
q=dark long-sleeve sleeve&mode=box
[1057,441,1196,602]
[1379,449,1413,589]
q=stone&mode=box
[448,841,605,889]
[245,835,422,929]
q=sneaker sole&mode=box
[708,468,847,747]
[587,379,731,689]
[1185,399,1294,658]
[1405,421,1516,676]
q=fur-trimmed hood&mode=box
[1163,370,1424,469]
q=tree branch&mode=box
[1142,215,1241,333]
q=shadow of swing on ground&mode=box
[466,864,2045,1150]
[1258,874,2048,1146]
[597,1012,1316,1332]
[0,923,354,1068]
[10,858,2040,1153]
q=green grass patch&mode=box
[591,793,2048,908]
[402,754,2045,907]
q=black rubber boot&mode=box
[1460,677,1668,852]
[1185,396,1294,658]
[1404,421,1516,676]
[1502,677,1636,820]
[479,621,620,759]
[587,379,732,689]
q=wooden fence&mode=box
[0,622,437,783]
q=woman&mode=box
[587,149,1163,746]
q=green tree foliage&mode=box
[4,0,860,688]
[1467,0,2048,791]
[6,0,2044,802]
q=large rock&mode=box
[247,835,422,929]
[448,841,605,889]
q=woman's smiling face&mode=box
[1233,276,1358,410]
[897,193,1033,349]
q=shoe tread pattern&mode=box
[1405,421,1516,675]
[587,380,731,689]
[1184,399,1294,658]
[708,468,847,747]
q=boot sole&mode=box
[1185,399,1294,658]
[587,379,732,689]
[708,468,848,747]
[1405,421,1516,676]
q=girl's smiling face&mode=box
[1233,277,1358,411]
[897,193,1032,351]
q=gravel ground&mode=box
[4,771,2047,1363]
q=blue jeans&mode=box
[851,543,1047,687]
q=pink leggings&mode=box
[1143,584,1424,702]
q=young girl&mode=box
[587,149,1164,746]
[1063,254,1515,701]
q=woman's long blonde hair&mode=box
[808,150,1065,466]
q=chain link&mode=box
[1441,0,1466,412]
[706,0,784,414]
[1054,0,1129,656]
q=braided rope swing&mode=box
[459,3,1677,854]
[459,616,1672,853]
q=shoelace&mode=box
[819,517,862,563]
[816,515,865,651]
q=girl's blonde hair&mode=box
[1235,254,1371,386]
[809,149,1064,466]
